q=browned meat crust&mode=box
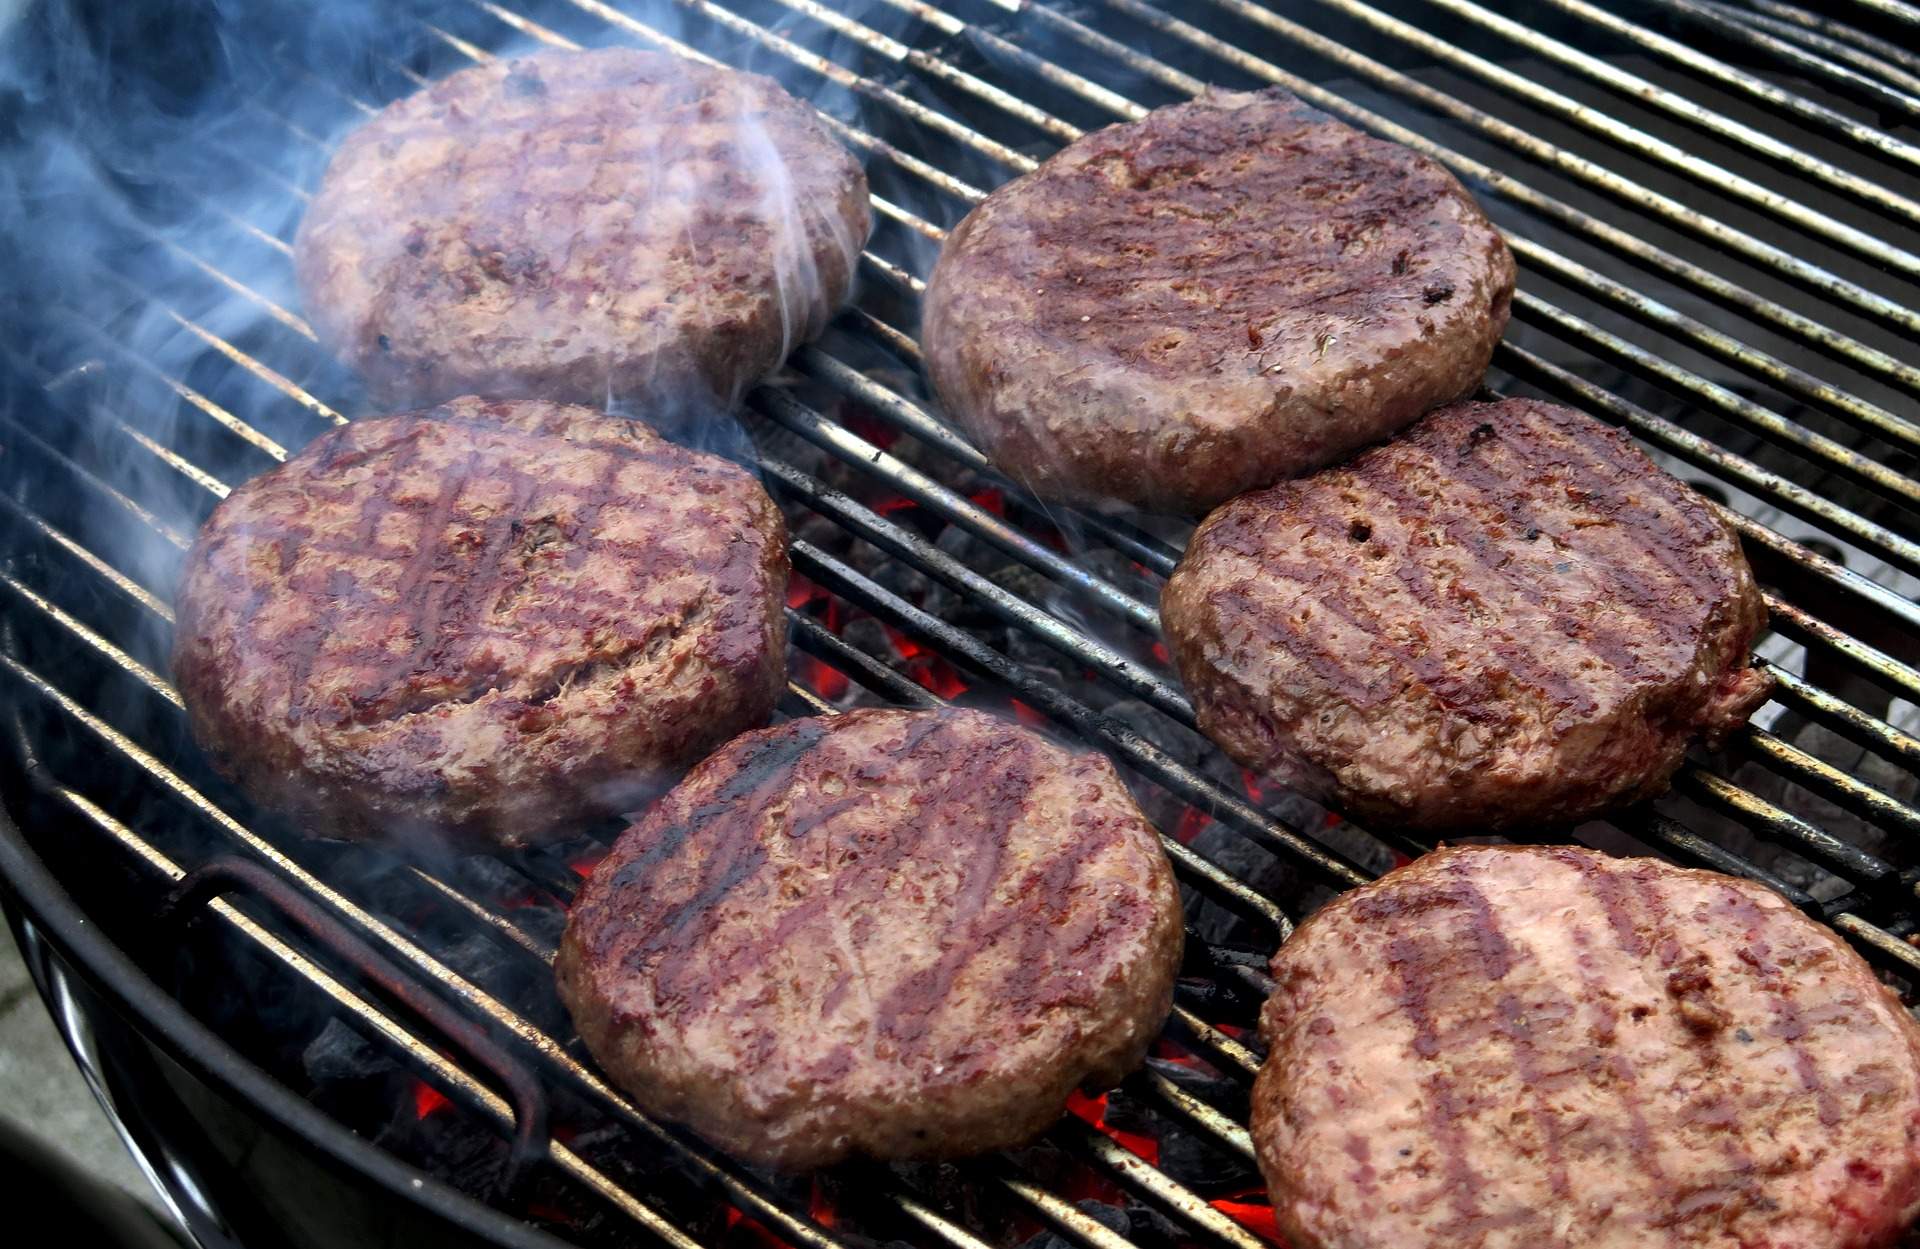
[295,49,870,414]
[555,707,1184,1169]
[1162,398,1772,833]
[172,397,788,850]
[1253,844,1920,1249]
[923,88,1514,514]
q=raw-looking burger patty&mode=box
[172,397,788,850]
[1253,844,1920,1249]
[922,88,1514,514]
[1161,397,1771,834]
[295,48,870,412]
[555,707,1184,1169]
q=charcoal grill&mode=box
[3,0,1919,1246]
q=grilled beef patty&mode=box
[295,49,870,414]
[1254,844,1920,1248]
[922,89,1514,514]
[172,397,788,850]
[555,707,1184,1169]
[1161,398,1771,833]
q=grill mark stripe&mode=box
[989,802,1131,1058]
[1419,433,1658,680]
[1445,867,1575,1202]
[721,717,983,1028]
[1371,892,1497,1231]
[1566,918,1668,1188]
[1716,887,1842,1128]
[1624,870,1756,1182]
[1329,469,1595,712]
[871,746,1030,1053]
[615,721,834,997]
[1209,583,1379,705]
[1545,415,1732,606]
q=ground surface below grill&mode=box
[0,929,161,1219]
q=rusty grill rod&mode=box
[1535,0,1920,165]
[1745,0,1920,74]
[1718,1,1920,93]
[1303,0,1920,271]
[1650,0,1920,117]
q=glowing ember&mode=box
[1211,1190,1287,1245]
[1065,1089,1159,1165]
[787,573,828,610]
[913,658,968,700]
[883,623,923,660]
[968,486,1006,516]
[845,411,899,451]
[568,847,608,879]
[872,494,917,515]
[1008,698,1047,728]
[1174,805,1211,845]
[1240,769,1265,802]
[724,1207,798,1249]
[411,1080,451,1120]
[808,1177,836,1229]
[800,654,850,701]
[1150,640,1171,664]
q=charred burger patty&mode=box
[556,707,1184,1169]
[172,397,789,850]
[295,48,871,413]
[1162,397,1771,833]
[923,88,1514,513]
[1253,844,1920,1248]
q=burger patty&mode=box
[172,397,788,850]
[1253,844,1920,1248]
[555,707,1184,1169]
[922,88,1514,514]
[295,48,870,414]
[1161,398,1772,833]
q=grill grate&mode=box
[4,2,1920,1247]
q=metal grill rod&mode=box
[1538,0,1920,165]
[1301,0,1920,265]
[1747,0,1920,71]
[1650,0,1920,117]
[1721,1,1920,93]
[1423,0,1920,183]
